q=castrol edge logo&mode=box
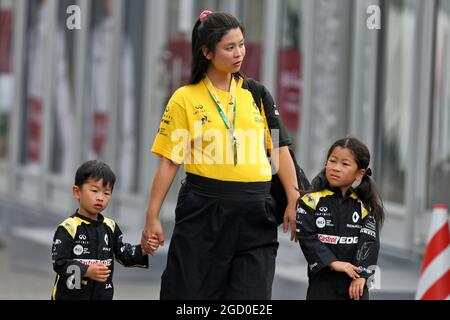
[318,234,358,244]
[75,259,112,266]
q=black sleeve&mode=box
[260,85,291,148]
[52,226,89,280]
[296,200,337,275]
[353,210,380,278]
[113,224,149,268]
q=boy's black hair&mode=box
[190,11,245,84]
[307,136,385,226]
[74,160,116,190]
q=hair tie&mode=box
[366,168,372,177]
[199,10,211,23]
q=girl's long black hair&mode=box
[189,11,245,84]
[307,137,385,226]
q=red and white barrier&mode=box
[415,204,450,300]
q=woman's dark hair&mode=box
[308,136,385,225]
[189,11,245,84]
[75,160,116,190]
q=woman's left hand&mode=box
[349,277,366,300]
[283,200,298,242]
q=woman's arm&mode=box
[274,146,299,241]
[141,157,180,253]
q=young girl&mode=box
[141,10,299,299]
[296,137,384,300]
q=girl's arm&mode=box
[141,157,180,253]
[349,277,367,300]
[329,261,361,280]
[296,199,338,274]
[353,209,381,278]
[348,209,380,299]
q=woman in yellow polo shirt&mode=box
[141,10,299,299]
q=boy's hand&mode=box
[329,261,360,279]
[349,277,366,300]
[141,235,160,256]
[85,263,111,283]
[147,235,160,256]
[141,220,164,254]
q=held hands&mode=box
[141,235,160,256]
[85,263,111,283]
[349,277,366,300]
[141,219,165,256]
[329,261,361,280]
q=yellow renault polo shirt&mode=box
[151,77,273,182]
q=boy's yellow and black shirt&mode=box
[151,76,291,182]
[51,211,148,300]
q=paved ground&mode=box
[0,200,422,300]
[0,231,421,300]
[0,242,161,300]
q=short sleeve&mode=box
[151,90,190,164]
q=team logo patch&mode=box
[309,262,318,271]
[75,259,112,266]
[273,105,280,116]
[316,217,326,228]
[352,211,360,223]
[73,245,83,256]
[357,243,371,262]
[52,239,61,252]
[64,222,73,233]
[365,215,377,231]
[201,115,211,125]
[318,234,339,244]
[318,234,359,244]
[361,228,377,238]
[254,116,264,124]
[306,194,314,207]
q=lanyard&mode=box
[203,75,238,166]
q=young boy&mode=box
[51,160,158,300]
